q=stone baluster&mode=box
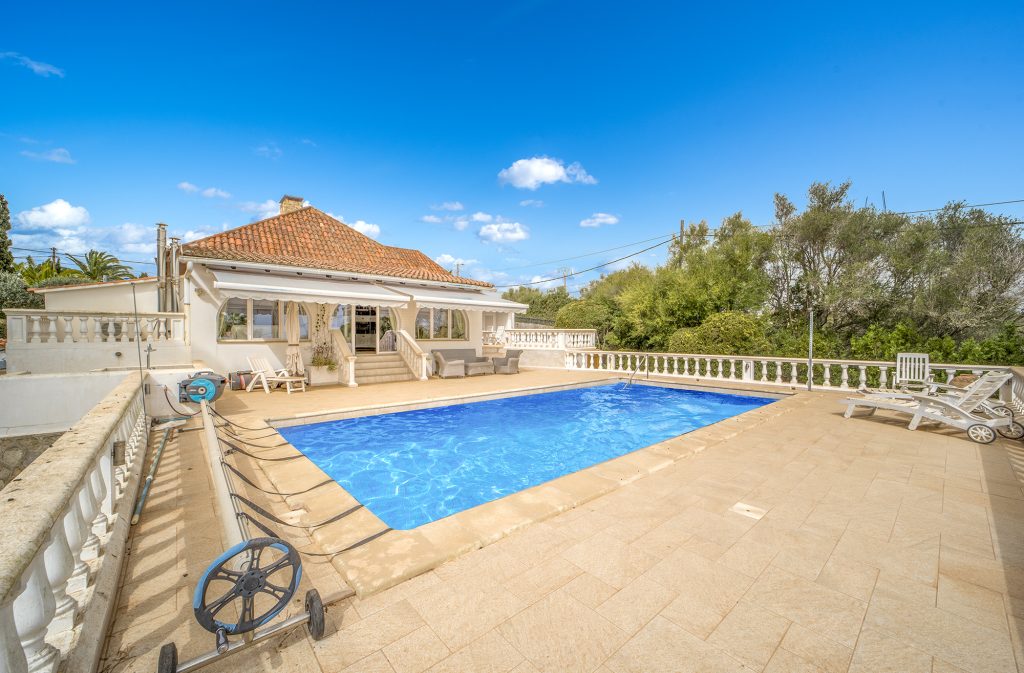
[821,363,832,388]
[858,365,867,389]
[789,362,799,385]
[87,458,110,537]
[12,555,59,673]
[774,361,783,385]
[61,500,90,595]
[0,596,29,673]
[879,366,888,389]
[42,524,76,638]
[61,316,74,343]
[840,365,849,390]
[104,318,115,343]
[29,315,42,344]
[943,368,956,383]
[93,317,103,342]
[77,482,101,562]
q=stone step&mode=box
[355,372,415,385]
[355,365,411,377]
[357,359,408,372]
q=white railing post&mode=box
[41,525,76,638]
[0,596,28,673]
[13,555,59,673]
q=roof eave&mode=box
[180,254,493,291]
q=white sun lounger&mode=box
[858,352,931,394]
[246,356,307,394]
[842,371,1021,443]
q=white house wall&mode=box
[41,282,160,313]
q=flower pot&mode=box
[307,366,337,387]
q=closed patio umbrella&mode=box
[285,301,304,375]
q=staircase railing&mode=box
[395,330,431,381]
[331,331,358,387]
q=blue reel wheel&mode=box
[186,377,218,403]
[193,537,302,635]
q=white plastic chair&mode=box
[246,356,307,394]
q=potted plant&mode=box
[307,341,338,386]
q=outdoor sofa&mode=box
[492,349,522,375]
[432,348,494,378]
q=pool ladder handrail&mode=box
[624,358,647,388]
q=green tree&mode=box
[501,286,574,321]
[555,300,613,344]
[0,194,13,274]
[66,250,134,282]
[17,256,73,285]
[0,271,44,339]
[666,311,771,355]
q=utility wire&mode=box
[492,233,675,272]
[493,238,673,288]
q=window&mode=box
[414,308,468,340]
[331,305,352,338]
[217,299,308,342]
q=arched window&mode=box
[217,299,308,341]
[413,308,468,340]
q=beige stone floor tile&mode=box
[719,535,779,578]
[503,556,582,605]
[762,648,826,673]
[311,600,423,670]
[931,660,970,673]
[745,566,867,648]
[940,546,1024,599]
[833,528,938,586]
[561,572,618,608]
[382,625,451,673]
[561,531,659,589]
[351,571,443,619]
[777,623,852,673]
[815,554,879,602]
[936,574,1009,633]
[847,627,932,673]
[596,576,677,635]
[510,662,542,673]
[647,548,754,639]
[343,651,397,673]
[707,600,792,671]
[497,591,627,673]
[426,629,523,673]
[605,615,754,673]
[864,591,1016,673]
[408,573,525,651]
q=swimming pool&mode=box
[278,383,774,530]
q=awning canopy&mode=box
[210,270,409,307]
[386,285,529,313]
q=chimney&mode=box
[279,195,304,216]
[156,223,168,312]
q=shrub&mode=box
[666,311,770,355]
[0,272,44,339]
[555,300,613,344]
[31,275,94,289]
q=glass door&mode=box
[378,307,397,352]
[354,305,377,352]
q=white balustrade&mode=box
[396,330,431,381]
[3,310,186,346]
[565,349,1011,392]
[0,375,149,672]
[488,329,597,350]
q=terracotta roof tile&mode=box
[181,207,491,287]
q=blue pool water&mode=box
[278,383,774,530]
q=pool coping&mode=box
[235,378,798,597]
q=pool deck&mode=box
[101,368,1024,673]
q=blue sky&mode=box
[2,1,1023,292]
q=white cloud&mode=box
[177,181,199,193]
[421,214,443,224]
[580,212,619,228]
[201,187,231,199]
[20,147,74,164]
[0,52,64,77]
[452,218,469,231]
[300,138,317,147]
[239,199,279,221]
[16,199,91,230]
[478,221,529,243]
[498,156,597,190]
[254,143,282,159]
[350,220,381,238]
[519,199,544,207]
[431,201,464,211]
[471,211,493,223]
[434,253,479,267]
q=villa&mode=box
[0,197,1023,673]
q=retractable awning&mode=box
[210,270,409,307]
[385,285,529,313]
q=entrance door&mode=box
[378,307,397,352]
[354,305,377,352]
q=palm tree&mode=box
[67,250,134,282]
[18,256,75,285]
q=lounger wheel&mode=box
[157,642,177,673]
[991,405,1014,419]
[997,421,1024,440]
[967,424,997,444]
[305,588,326,640]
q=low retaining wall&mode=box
[0,433,61,490]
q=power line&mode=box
[493,233,676,272]
[892,198,1024,215]
[494,239,672,288]
[11,246,157,266]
